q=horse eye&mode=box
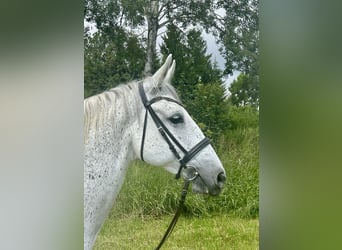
[168,113,184,124]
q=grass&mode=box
[110,126,259,219]
[94,214,259,250]
[94,125,259,249]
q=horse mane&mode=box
[83,78,181,143]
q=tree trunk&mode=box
[144,0,159,76]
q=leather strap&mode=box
[140,109,148,161]
[138,81,211,249]
[154,180,190,250]
[176,137,211,179]
[138,81,211,179]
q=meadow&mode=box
[94,214,258,249]
[93,121,259,249]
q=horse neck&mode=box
[84,84,140,172]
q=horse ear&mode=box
[152,54,173,87]
[164,60,176,85]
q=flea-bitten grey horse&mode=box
[84,55,226,249]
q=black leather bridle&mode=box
[138,81,211,179]
[138,81,212,249]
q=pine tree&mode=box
[84,28,145,98]
[160,24,228,141]
[160,24,222,100]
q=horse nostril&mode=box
[217,172,226,187]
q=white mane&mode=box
[84,81,139,143]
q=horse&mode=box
[84,55,226,249]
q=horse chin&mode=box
[192,183,209,195]
[191,179,222,196]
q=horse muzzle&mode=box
[183,166,226,196]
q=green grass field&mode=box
[94,214,258,250]
[93,125,259,249]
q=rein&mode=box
[155,179,190,250]
[138,81,211,249]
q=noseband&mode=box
[138,81,211,179]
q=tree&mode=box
[190,82,230,140]
[84,0,219,75]
[216,0,259,77]
[228,73,259,107]
[209,0,259,108]
[160,24,222,101]
[84,27,145,97]
[160,24,228,141]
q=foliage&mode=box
[189,82,230,141]
[160,24,222,93]
[85,0,219,75]
[84,0,145,32]
[84,0,218,35]
[216,0,260,108]
[84,28,145,97]
[160,24,227,141]
[228,105,259,130]
[228,73,259,107]
[217,0,259,77]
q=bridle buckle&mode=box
[184,166,199,181]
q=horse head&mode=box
[132,55,226,195]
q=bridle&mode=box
[138,81,211,249]
[138,81,211,180]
